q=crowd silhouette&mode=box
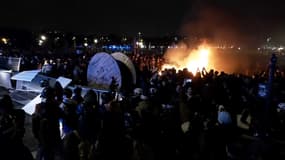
[0,52,284,160]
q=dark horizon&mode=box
[0,0,285,39]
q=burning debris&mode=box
[161,42,213,75]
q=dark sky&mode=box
[0,0,284,38]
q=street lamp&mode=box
[40,35,47,41]
[38,35,47,46]
[1,38,8,44]
[38,40,44,46]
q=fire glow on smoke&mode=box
[161,43,213,75]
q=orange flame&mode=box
[161,44,213,75]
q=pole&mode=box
[265,53,277,135]
[267,53,277,102]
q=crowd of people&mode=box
[0,51,285,160]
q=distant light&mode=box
[84,42,88,47]
[40,35,47,41]
[72,36,76,40]
[1,38,8,44]
[278,47,284,51]
[238,47,241,50]
[38,40,43,46]
[136,41,144,48]
[94,39,98,44]
[84,37,87,41]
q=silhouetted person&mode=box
[0,95,33,160]
[32,87,63,160]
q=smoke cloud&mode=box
[162,2,281,75]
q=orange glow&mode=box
[161,44,213,75]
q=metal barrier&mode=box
[0,56,21,71]
[69,86,110,105]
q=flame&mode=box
[161,44,212,75]
[186,47,210,74]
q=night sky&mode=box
[0,0,284,38]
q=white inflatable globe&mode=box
[87,52,122,90]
